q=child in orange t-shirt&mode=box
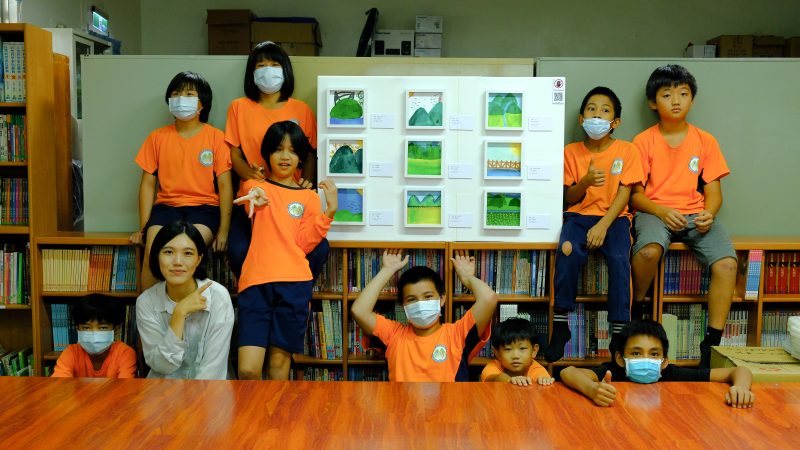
[233,121,338,381]
[225,41,327,280]
[481,318,553,386]
[131,71,233,290]
[350,249,497,382]
[53,294,137,378]
[630,65,737,368]
[545,87,645,362]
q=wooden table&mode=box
[0,378,798,449]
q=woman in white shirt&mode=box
[136,221,234,379]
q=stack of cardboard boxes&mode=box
[206,10,322,56]
[685,35,800,58]
[414,15,443,58]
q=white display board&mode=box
[317,76,565,243]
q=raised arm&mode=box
[453,251,497,336]
[351,250,409,336]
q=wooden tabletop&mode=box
[0,378,798,449]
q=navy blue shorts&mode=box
[237,281,313,353]
[145,204,220,235]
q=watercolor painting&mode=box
[484,190,522,229]
[404,189,443,227]
[486,92,523,130]
[327,138,364,176]
[405,139,443,178]
[406,90,445,129]
[332,186,365,225]
[327,88,366,127]
[484,141,522,179]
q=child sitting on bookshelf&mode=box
[350,249,496,381]
[232,121,338,381]
[481,317,554,386]
[130,71,233,290]
[52,294,137,378]
[545,86,645,362]
[136,221,234,380]
[560,320,755,408]
[630,65,737,368]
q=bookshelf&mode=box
[0,24,60,377]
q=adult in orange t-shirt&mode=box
[350,250,496,382]
[52,294,137,378]
[225,41,327,281]
[546,87,644,363]
[630,65,737,369]
[131,71,233,290]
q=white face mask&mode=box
[168,96,200,121]
[254,66,284,94]
[582,117,612,140]
[78,330,114,355]
[403,299,442,329]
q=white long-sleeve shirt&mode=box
[136,279,234,380]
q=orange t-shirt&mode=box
[372,310,491,382]
[633,124,730,214]
[479,358,549,382]
[52,342,137,378]
[134,123,232,207]
[563,139,644,218]
[237,179,332,292]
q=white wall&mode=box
[141,0,800,57]
[21,0,141,53]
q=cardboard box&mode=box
[753,35,785,57]
[414,48,441,58]
[415,32,442,49]
[207,9,253,55]
[373,30,414,57]
[684,44,716,58]
[251,19,322,56]
[711,346,800,382]
[707,35,753,57]
[415,15,443,33]
[785,37,800,57]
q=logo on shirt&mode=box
[199,149,213,167]
[611,158,624,175]
[431,344,448,363]
[688,156,700,174]
[287,202,305,218]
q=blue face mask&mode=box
[78,330,114,355]
[582,117,612,140]
[624,357,663,383]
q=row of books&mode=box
[662,303,707,360]
[304,300,343,360]
[347,367,388,381]
[206,251,236,293]
[761,310,800,347]
[764,251,800,294]
[561,305,612,359]
[743,250,764,300]
[0,177,27,225]
[0,114,25,161]
[41,246,137,292]
[454,250,549,297]
[347,248,445,294]
[576,252,608,296]
[314,248,344,293]
[0,242,29,304]
[0,346,32,376]
[349,304,406,359]
[663,250,711,296]
[291,367,344,381]
[0,41,25,102]
[51,303,139,353]
[718,309,750,347]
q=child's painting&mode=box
[485,91,523,130]
[332,185,365,225]
[326,138,364,176]
[484,190,522,229]
[484,141,523,179]
[327,88,366,127]
[405,139,444,178]
[404,188,443,227]
[406,90,445,129]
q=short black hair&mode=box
[397,266,445,303]
[645,64,697,102]
[261,121,311,172]
[614,319,669,359]
[491,317,538,348]
[149,221,208,281]
[164,71,212,123]
[580,86,622,120]
[71,294,125,327]
[244,41,294,102]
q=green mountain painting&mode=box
[486,93,523,129]
[406,190,442,225]
[328,143,363,174]
[329,90,365,126]
[406,140,442,176]
[485,192,522,227]
[407,91,444,127]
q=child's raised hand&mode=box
[509,376,533,386]
[537,375,555,386]
[583,158,605,187]
[450,251,476,284]
[381,249,409,273]
[591,370,617,407]
[318,179,339,218]
[725,386,755,408]
[233,187,269,218]
[297,177,314,190]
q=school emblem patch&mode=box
[432,344,448,363]
[198,149,213,167]
[611,158,624,175]
[287,202,305,218]
[688,156,700,174]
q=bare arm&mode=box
[561,366,617,407]
[131,171,158,244]
[630,182,688,231]
[453,251,498,336]
[213,171,233,252]
[565,158,605,205]
[711,366,755,408]
[351,250,409,336]
[587,184,631,249]
[231,146,265,181]
[695,180,722,233]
